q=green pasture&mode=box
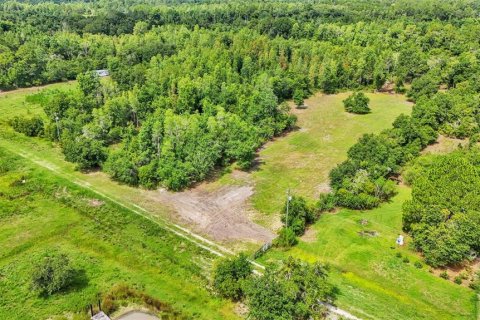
[260,186,477,319]
[0,149,237,320]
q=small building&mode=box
[95,69,109,77]
[91,311,111,320]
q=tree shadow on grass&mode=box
[69,269,89,292]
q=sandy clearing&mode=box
[421,135,467,155]
[148,184,275,243]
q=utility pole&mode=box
[286,189,292,229]
[54,113,60,141]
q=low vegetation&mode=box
[343,92,370,114]
[251,93,411,214]
[213,255,337,320]
[213,253,252,301]
[31,250,76,296]
[0,149,236,320]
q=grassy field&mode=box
[0,148,238,320]
[260,186,477,319]
[1,83,477,319]
[0,81,77,120]
[249,92,477,319]
[251,92,412,214]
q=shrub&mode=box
[31,251,76,295]
[213,253,252,300]
[402,257,410,263]
[454,276,463,285]
[9,116,44,137]
[395,252,402,258]
[274,227,298,248]
[244,257,337,320]
[343,92,370,114]
[407,73,439,101]
[293,89,304,107]
[317,193,336,212]
[281,195,315,235]
[414,261,422,269]
[439,271,449,280]
[334,189,380,210]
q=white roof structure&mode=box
[95,69,109,77]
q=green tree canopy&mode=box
[343,92,370,114]
[32,251,76,296]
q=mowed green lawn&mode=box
[0,149,238,320]
[261,187,477,319]
[252,92,412,214]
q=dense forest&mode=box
[4,0,480,270]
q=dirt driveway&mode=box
[148,183,275,243]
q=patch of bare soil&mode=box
[377,80,395,94]
[300,227,318,243]
[149,185,275,243]
[430,258,480,287]
[421,135,468,155]
[87,198,105,207]
[315,182,332,198]
[234,302,249,317]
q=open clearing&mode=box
[250,92,412,214]
[152,185,274,243]
[0,81,77,119]
[243,92,476,319]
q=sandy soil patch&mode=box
[149,184,275,243]
[87,198,105,207]
[300,227,318,243]
[315,182,332,198]
[421,135,467,155]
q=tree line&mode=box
[6,0,480,269]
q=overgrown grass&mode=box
[0,149,238,320]
[251,92,412,214]
[260,187,477,319]
[0,81,76,121]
